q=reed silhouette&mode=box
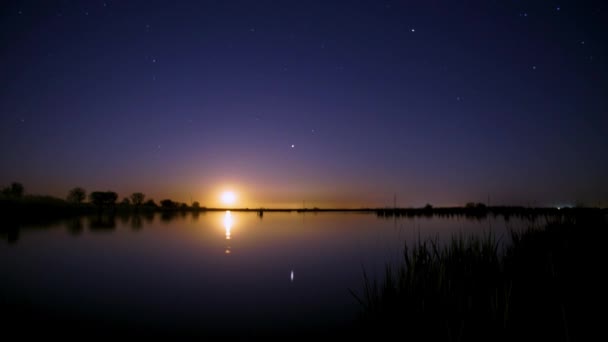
[351,212,604,341]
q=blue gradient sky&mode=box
[1,1,607,207]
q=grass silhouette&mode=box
[351,211,604,341]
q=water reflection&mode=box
[130,215,143,230]
[224,210,232,255]
[66,217,84,235]
[89,215,116,230]
[0,210,547,246]
[224,211,232,240]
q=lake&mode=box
[0,211,536,337]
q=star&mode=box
[532,65,537,70]
[580,41,585,45]
[410,28,415,32]
[249,28,256,32]
[291,144,295,148]
[556,7,560,11]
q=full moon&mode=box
[221,191,236,206]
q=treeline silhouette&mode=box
[374,202,593,220]
[0,182,203,219]
[1,181,604,221]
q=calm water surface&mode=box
[0,212,534,336]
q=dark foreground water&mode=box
[0,212,534,337]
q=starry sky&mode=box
[1,0,607,208]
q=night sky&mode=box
[1,1,607,208]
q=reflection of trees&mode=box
[143,211,155,224]
[130,215,143,230]
[66,217,84,235]
[161,211,177,222]
[0,220,20,243]
[118,212,130,224]
[89,215,116,230]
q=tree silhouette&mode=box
[130,192,145,206]
[160,199,177,209]
[192,201,200,209]
[144,199,157,208]
[67,187,86,204]
[89,191,118,207]
[2,182,24,198]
